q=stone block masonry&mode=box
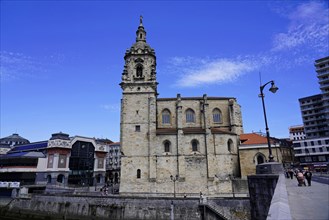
[0,195,250,220]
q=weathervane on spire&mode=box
[140,15,143,25]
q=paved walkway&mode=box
[286,175,329,220]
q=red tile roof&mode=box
[240,133,274,145]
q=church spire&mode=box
[136,15,146,42]
[139,15,143,27]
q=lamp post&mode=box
[170,175,179,198]
[259,80,278,162]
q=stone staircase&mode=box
[199,199,229,220]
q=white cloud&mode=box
[169,1,328,88]
[172,57,261,88]
[272,1,329,52]
[100,103,120,112]
[0,51,64,82]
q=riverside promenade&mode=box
[286,174,329,220]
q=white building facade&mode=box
[289,125,306,141]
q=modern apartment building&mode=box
[315,56,329,134]
[289,125,306,141]
[299,94,327,138]
[294,56,329,172]
[293,137,329,172]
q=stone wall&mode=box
[247,174,279,220]
[1,195,250,220]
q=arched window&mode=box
[186,109,195,123]
[254,153,266,165]
[227,139,233,152]
[137,169,141,179]
[136,65,143,77]
[57,174,65,184]
[191,139,198,152]
[164,141,171,152]
[213,108,222,123]
[162,109,171,124]
[257,155,264,164]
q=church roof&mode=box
[240,133,268,145]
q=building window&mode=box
[162,109,171,124]
[254,153,266,164]
[318,156,326,162]
[164,141,171,153]
[135,125,141,132]
[191,139,198,152]
[137,169,141,179]
[186,109,195,123]
[58,154,67,168]
[305,157,312,162]
[227,139,233,152]
[136,65,143,77]
[212,108,222,123]
[47,154,54,168]
[257,155,264,164]
[98,158,104,169]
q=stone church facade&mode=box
[119,18,243,196]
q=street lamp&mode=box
[259,80,278,162]
[170,175,179,198]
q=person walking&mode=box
[297,170,306,186]
[304,170,313,186]
[288,169,294,179]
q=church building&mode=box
[119,18,244,196]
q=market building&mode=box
[0,132,109,188]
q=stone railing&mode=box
[266,174,292,220]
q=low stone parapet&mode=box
[266,174,292,220]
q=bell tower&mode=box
[120,16,157,93]
[119,17,158,194]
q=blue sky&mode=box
[1,1,328,142]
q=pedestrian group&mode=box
[285,168,312,187]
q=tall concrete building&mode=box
[299,56,329,138]
[299,94,327,138]
[315,56,329,134]
[119,18,243,197]
[294,56,329,172]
